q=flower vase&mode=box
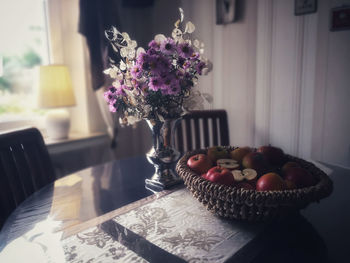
[145,118,182,191]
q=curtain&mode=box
[78,0,155,91]
[78,0,180,157]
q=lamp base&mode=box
[45,109,71,140]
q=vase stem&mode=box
[145,118,182,191]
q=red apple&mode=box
[256,172,285,191]
[257,145,285,166]
[187,154,212,174]
[284,180,296,190]
[242,152,268,175]
[282,161,300,174]
[207,146,229,163]
[284,167,315,188]
[205,166,235,186]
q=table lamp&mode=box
[38,65,76,140]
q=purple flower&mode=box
[196,61,206,75]
[147,48,158,56]
[177,42,194,58]
[130,65,142,79]
[109,102,117,112]
[190,52,200,60]
[160,38,176,55]
[136,52,151,70]
[148,40,160,50]
[166,84,181,95]
[148,77,163,91]
[182,60,191,69]
[149,54,171,76]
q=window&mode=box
[0,0,50,123]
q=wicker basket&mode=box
[176,147,333,221]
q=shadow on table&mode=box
[232,213,329,263]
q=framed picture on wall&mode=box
[295,0,317,16]
[330,6,350,31]
[216,0,237,24]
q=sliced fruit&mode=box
[232,168,257,182]
[217,159,239,170]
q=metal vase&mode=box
[145,118,182,191]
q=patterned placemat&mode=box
[62,188,262,263]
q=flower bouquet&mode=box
[103,8,212,190]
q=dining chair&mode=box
[174,109,230,154]
[0,128,56,229]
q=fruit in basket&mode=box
[205,166,235,186]
[232,169,257,182]
[217,159,239,170]
[207,146,229,163]
[256,172,285,191]
[284,180,296,190]
[187,154,212,174]
[230,147,252,163]
[284,167,315,188]
[257,145,285,166]
[242,152,268,175]
[282,161,300,173]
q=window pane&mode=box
[0,0,49,121]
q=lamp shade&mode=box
[38,65,76,108]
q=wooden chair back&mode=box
[0,128,55,229]
[174,110,230,154]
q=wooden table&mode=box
[0,156,348,262]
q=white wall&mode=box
[183,0,257,147]
[187,0,350,168]
[256,0,350,167]
[312,0,350,167]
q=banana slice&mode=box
[217,159,239,170]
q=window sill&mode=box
[45,132,110,155]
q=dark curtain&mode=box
[78,0,154,91]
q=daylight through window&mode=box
[0,0,50,122]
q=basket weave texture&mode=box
[176,147,333,221]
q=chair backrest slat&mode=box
[175,110,229,154]
[202,117,210,147]
[185,118,193,151]
[193,118,200,150]
[0,128,55,229]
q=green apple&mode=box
[230,147,252,163]
[207,146,229,163]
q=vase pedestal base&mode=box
[145,170,182,192]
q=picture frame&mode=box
[330,6,350,32]
[216,0,237,25]
[295,0,317,16]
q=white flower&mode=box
[136,47,145,56]
[103,66,119,78]
[185,21,195,34]
[154,34,166,43]
[193,39,200,48]
[172,28,182,42]
[182,90,205,111]
[119,60,127,70]
[112,80,121,88]
[179,7,184,22]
